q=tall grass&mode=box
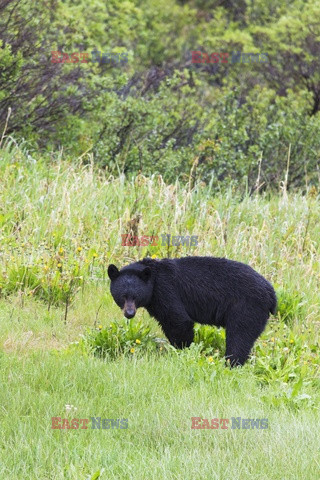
[0,139,319,479]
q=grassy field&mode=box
[0,140,319,479]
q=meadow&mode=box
[0,140,319,479]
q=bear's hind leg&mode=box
[225,330,256,366]
[225,303,269,367]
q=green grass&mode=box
[0,351,319,479]
[0,141,319,479]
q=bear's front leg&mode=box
[160,319,194,349]
[149,296,195,349]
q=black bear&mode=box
[108,256,277,366]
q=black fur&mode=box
[108,256,277,366]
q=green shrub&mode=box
[81,318,162,359]
[276,288,306,326]
[193,324,225,356]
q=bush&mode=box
[81,319,163,359]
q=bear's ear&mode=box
[139,266,151,282]
[108,264,120,281]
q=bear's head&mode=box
[108,264,153,319]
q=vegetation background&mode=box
[0,1,319,479]
[1,0,320,191]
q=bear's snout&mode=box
[123,300,136,319]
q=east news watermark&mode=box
[191,417,269,429]
[51,50,128,64]
[190,51,269,64]
[121,234,199,247]
[51,417,128,429]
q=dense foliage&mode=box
[1,0,320,190]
